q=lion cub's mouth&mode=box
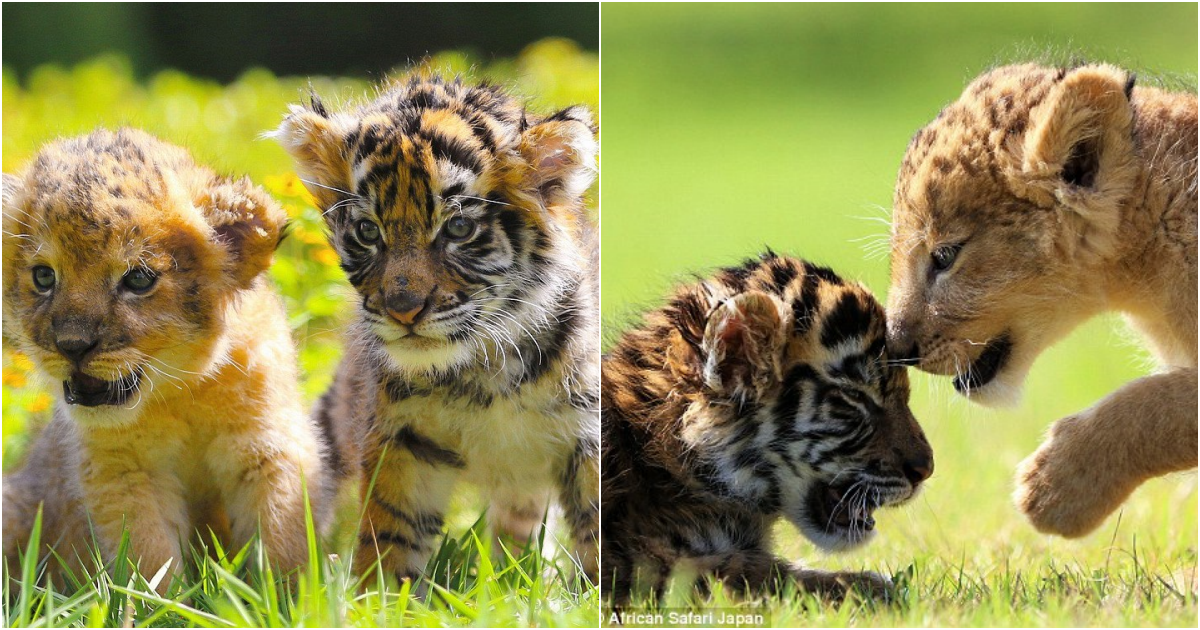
[952,334,1012,393]
[63,370,142,407]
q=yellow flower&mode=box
[28,393,51,414]
[2,369,26,389]
[314,247,340,267]
[10,352,33,371]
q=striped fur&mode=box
[274,74,599,582]
[602,252,933,604]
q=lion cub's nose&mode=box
[56,337,99,364]
[385,290,433,326]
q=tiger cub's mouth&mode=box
[810,482,880,540]
[63,369,142,407]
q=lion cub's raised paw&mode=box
[1014,412,1138,538]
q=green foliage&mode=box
[2,41,598,628]
[601,4,1197,627]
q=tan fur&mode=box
[2,129,333,589]
[887,63,1197,537]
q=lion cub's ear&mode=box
[519,106,598,210]
[271,93,355,210]
[1014,64,1138,255]
[197,178,289,290]
[700,291,789,398]
[2,173,24,231]
[2,173,22,209]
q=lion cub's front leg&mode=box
[211,428,322,574]
[1015,367,1198,537]
[80,444,188,593]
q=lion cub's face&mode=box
[887,64,1139,405]
[2,129,285,425]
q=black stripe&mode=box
[440,183,465,202]
[466,112,498,154]
[371,497,444,537]
[820,292,871,347]
[426,132,483,173]
[769,258,798,291]
[517,281,581,386]
[313,390,348,477]
[360,530,423,552]
[389,425,465,468]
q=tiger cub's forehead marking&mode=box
[343,80,525,231]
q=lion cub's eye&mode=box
[930,243,963,273]
[32,265,56,291]
[356,219,381,244]
[122,268,157,294]
[443,216,476,241]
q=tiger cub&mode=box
[273,74,600,581]
[2,129,333,588]
[602,253,933,603]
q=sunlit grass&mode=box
[4,504,598,628]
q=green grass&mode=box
[601,3,1197,627]
[3,505,598,627]
[2,41,598,628]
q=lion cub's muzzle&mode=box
[951,334,1012,393]
[63,369,143,407]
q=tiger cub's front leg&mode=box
[724,551,891,601]
[557,434,600,581]
[354,425,462,582]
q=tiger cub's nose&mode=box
[385,290,433,326]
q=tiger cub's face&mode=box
[666,256,933,550]
[274,75,597,375]
[2,129,286,425]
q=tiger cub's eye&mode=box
[122,268,157,294]
[356,219,381,243]
[32,265,56,291]
[444,216,476,240]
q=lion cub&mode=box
[2,129,334,586]
[886,63,1197,537]
[603,253,932,604]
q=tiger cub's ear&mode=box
[271,94,356,210]
[519,105,598,209]
[196,177,289,290]
[700,291,789,398]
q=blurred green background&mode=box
[602,3,1196,625]
[1,3,598,82]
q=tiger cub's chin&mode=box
[602,252,934,603]
[380,336,475,375]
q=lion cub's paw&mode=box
[1014,413,1135,538]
